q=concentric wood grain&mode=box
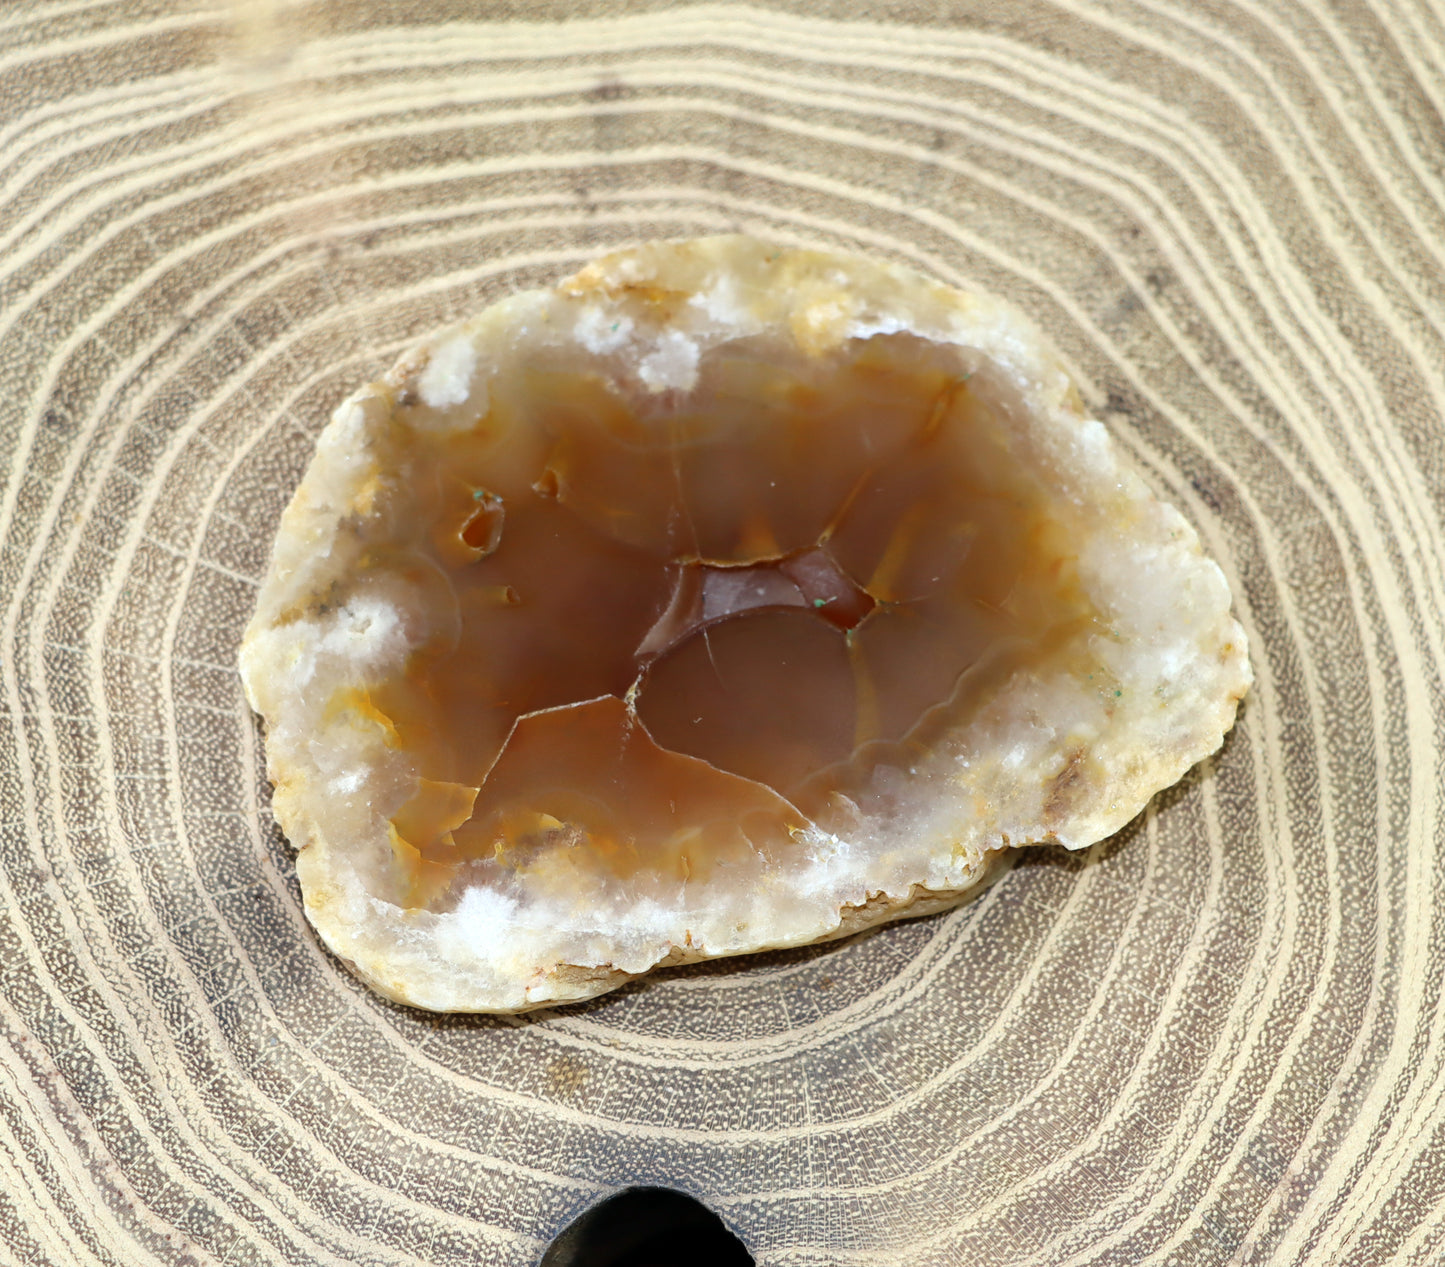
[2,2,1442,1263]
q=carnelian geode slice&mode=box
[240,237,1251,1012]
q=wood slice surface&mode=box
[1,2,1442,1264]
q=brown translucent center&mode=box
[367,333,1096,907]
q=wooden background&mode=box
[2,2,1443,1263]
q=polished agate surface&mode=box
[368,335,1094,909]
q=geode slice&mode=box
[240,236,1251,1012]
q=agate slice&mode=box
[241,236,1251,1012]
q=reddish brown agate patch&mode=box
[368,334,1093,908]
